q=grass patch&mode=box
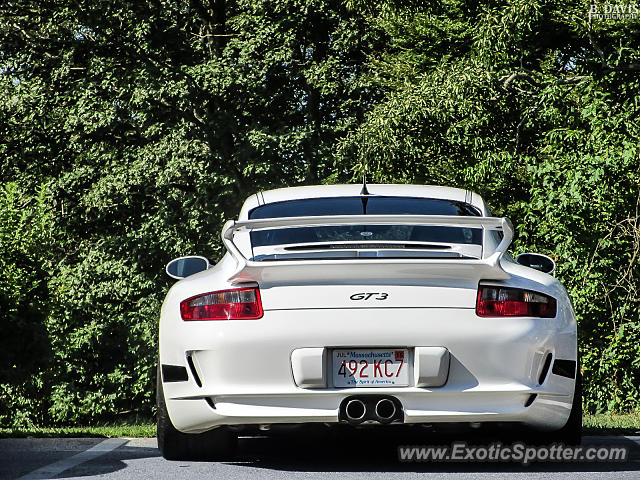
[0,423,156,438]
[1,413,639,438]
[583,412,640,435]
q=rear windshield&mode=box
[249,196,481,218]
[248,196,482,247]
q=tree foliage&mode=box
[0,0,384,426]
[340,0,640,412]
[0,0,638,425]
[0,183,53,426]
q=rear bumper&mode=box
[166,387,574,434]
[159,307,576,434]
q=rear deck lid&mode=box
[259,284,478,310]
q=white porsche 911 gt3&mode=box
[157,184,580,460]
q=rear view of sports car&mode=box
[157,184,580,460]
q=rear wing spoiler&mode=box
[221,215,514,284]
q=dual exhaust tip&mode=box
[342,397,401,425]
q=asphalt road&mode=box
[1,429,639,480]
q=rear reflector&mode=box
[180,287,263,321]
[476,285,556,318]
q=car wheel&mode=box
[554,364,582,445]
[156,364,238,460]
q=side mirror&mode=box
[516,253,555,275]
[165,256,210,280]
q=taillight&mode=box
[180,287,263,321]
[476,285,556,318]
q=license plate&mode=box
[332,349,410,387]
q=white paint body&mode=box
[159,185,577,433]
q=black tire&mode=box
[156,364,238,460]
[554,365,582,445]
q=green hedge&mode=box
[0,0,638,426]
